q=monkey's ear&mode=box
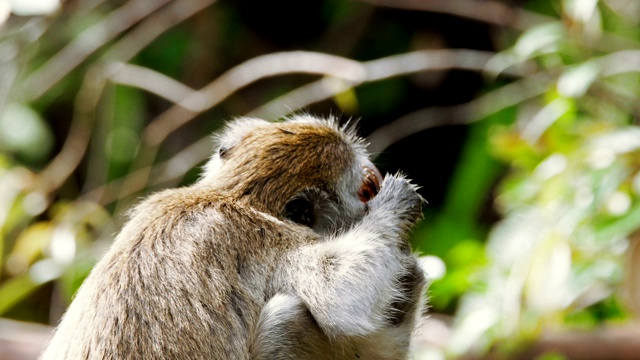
[212,117,270,159]
[283,194,315,227]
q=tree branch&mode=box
[31,0,217,200]
[357,0,552,30]
[22,0,173,101]
[95,49,525,206]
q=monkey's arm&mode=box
[279,175,423,337]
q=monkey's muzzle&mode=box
[359,161,383,203]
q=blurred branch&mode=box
[420,316,640,360]
[22,0,173,101]
[138,49,514,153]
[599,50,640,77]
[128,50,512,193]
[623,230,640,315]
[75,0,109,14]
[368,50,640,154]
[82,139,213,205]
[142,51,365,147]
[106,62,197,105]
[103,0,217,62]
[488,326,640,360]
[34,68,107,198]
[359,0,639,52]
[114,51,365,207]
[369,48,640,155]
[317,4,375,55]
[252,49,526,119]
[357,0,552,30]
[367,106,470,155]
[0,318,51,360]
[368,71,551,154]
[82,0,217,195]
[366,49,521,81]
[31,0,216,200]
[421,320,640,360]
[250,78,350,120]
[93,49,525,206]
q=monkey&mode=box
[40,115,427,360]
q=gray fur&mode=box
[41,115,427,360]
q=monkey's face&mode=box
[202,116,383,235]
[281,157,383,235]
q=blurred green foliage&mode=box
[441,0,640,356]
[1,0,640,358]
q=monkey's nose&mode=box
[359,160,383,203]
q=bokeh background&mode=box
[1,0,640,358]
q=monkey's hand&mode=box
[364,173,424,245]
[275,173,425,339]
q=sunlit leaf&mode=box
[0,103,54,163]
[332,85,359,114]
[9,0,60,15]
[5,222,53,276]
[557,61,601,98]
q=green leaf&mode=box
[0,274,40,315]
[595,200,640,242]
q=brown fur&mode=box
[41,116,427,360]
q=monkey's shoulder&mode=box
[126,186,226,218]
[120,186,316,250]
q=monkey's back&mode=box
[41,185,316,360]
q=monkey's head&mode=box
[201,115,382,234]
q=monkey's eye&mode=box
[359,165,382,203]
[218,145,231,159]
[283,196,315,227]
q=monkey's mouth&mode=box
[359,163,382,203]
